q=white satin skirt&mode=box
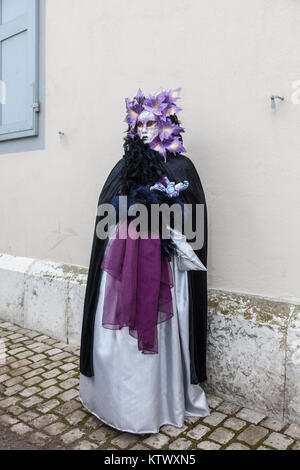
[79,254,210,435]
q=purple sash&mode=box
[101,220,174,354]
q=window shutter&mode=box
[0,0,39,141]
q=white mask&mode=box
[136,111,159,144]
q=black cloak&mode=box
[80,147,208,384]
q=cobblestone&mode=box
[203,411,226,426]
[0,320,299,450]
[23,376,42,387]
[0,414,19,426]
[223,417,246,431]
[206,394,223,409]
[186,423,210,440]
[65,409,87,425]
[226,442,250,450]
[111,433,140,449]
[19,386,41,397]
[216,401,241,415]
[142,433,170,449]
[161,424,187,437]
[261,417,286,432]
[24,368,45,379]
[19,410,39,422]
[60,428,84,445]
[38,385,61,399]
[264,432,294,450]
[169,437,192,450]
[284,423,300,440]
[197,440,221,450]
[209,427,235,444]
[0,374,10,383]
[36,399,60,414]
[72,440,98,450]
[60,363,77,372]
[292,441,300,450]
[58,389,78,401]
[236,408,266,424]
[46,422,68,436]
[4,384,24,396]
[59,378,79,390]
[28,431,49,446]
[31,414,58,430]
[83,415,103,430]
[89,428,112,445]
[55,400,81,416]
[237,424,269,446]
[21,395,44,408]
[7,405,24,416]
[11,422,32,435]
[58,371,78,381]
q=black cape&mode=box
[80,153,208,384]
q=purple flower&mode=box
[135,88,144,102]
[150,137,167,160]
[166,136,186,155]
[125,89,145,127]
[167,104,182,116]
[158,120,183,141]
[169,88,181,101]
[125,99,139,127]
[143,93,169,117]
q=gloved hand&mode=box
[150,176,189,198]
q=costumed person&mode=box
[79,88,210,434]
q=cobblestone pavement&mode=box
[0,320,300,451]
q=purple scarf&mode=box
[101,220,174,354]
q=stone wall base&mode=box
[0,253,87,347]
[205,290,300,426]
[0,253,299,425]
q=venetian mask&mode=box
[136,111,159,144]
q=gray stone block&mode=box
[205,290,300,425]
[285,307,300,424]
[0,254,34,325]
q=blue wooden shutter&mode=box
[0,0,39,141]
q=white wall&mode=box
[0,0,299,302]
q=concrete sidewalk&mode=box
[0,320,299,450]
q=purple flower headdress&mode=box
[125,88,186,161]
